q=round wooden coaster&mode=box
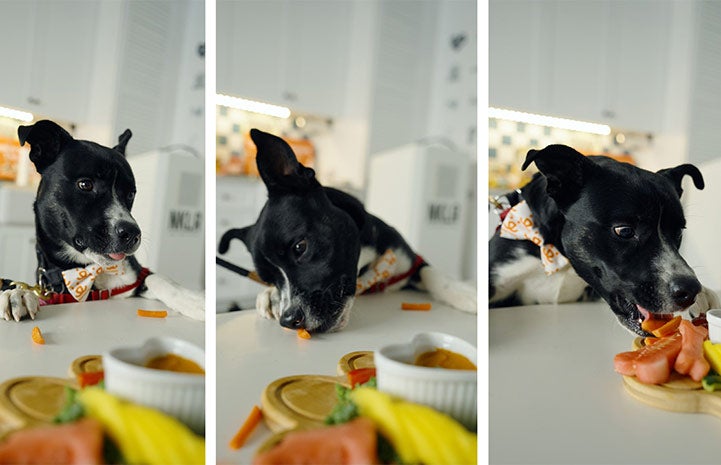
[68,355,103,378]
[260,351,377,434]
[0,377,72,439]
[336,351,374,376]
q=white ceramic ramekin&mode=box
[103,337,205,434]
[707,309,721,344]
[375,332,477,430]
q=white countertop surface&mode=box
[0,298,205,379]
[490,301,721,465]
[216,290,478,464]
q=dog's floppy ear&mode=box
[218,226,254,254]
[113,129,132,156]
[522,144,593,208]
[17,120,73,173]
[657,164,704,197]
[250,129,319,193]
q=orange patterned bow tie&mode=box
[61,262,126,302]
[499,200,569,275]
[356,249,400,294]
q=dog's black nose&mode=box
[280,308,305,330]
[670,276,702,308]
[116,221,141,246]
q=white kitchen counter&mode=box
[490,302,721,465]
[216,290,478,464]
[0,298,204,379]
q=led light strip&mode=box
[489,107,611,136]
[0,106,33,123]
[216,94,291,119]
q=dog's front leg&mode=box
[418,266,477,313]
[256,285,282,320]
[0,289,39,322]
[141,274,205,321]
[687,286,721,318]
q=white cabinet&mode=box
[0,1,98,123]
[0,226,36,284]
[217,0,351,117]
[216,177,267,311]
[490,0,671,133]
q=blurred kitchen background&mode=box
[490,0,721,291]
[0,0,204,291]
[216,0,477,312]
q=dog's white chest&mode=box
[493,253,588,305]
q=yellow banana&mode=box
[79,388,205,465]
[350,387,477,465]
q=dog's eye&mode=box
[127,191,136,202]
[293,239,308,257]
[77,179,94,191]
[613,225,635,239]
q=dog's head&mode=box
[19,120,140,267]
[219,129,363,333]
[524,144,705,335]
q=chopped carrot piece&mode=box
[229,405,263,450]
[31,326,45,345]
[77,371,104,388]
[644,337,660,346]
[297,328,312,339]
[136,309,168,318]
[651,315,682,337]
[401,302,432,311]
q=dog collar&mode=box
[356,249,426,295]
[41,267,151,305]
[499,200,569,275]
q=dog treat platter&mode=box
[621,337,721,419]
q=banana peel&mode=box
[78,387,204,465]
[350,387,477,465]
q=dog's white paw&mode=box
[688,286,720,318]
[0,289,40,322]
[256,286,281,320]
[419,267,477,314]
[142,274,205,321]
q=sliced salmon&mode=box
[0,418,104,465]
[614,332,683,384]
[252,417,377,465]
[674,319,710,381]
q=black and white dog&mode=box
[218,129,476,333]
[0,120,204,321]
[489,144,718,335]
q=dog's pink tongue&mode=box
[636,304,651,322]
[108,253,126,261]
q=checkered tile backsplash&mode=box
[488,117,648,190]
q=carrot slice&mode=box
[229,405,263,450]
[651,315,682,337]
[77,371,104,388]
[401,302,432,311]
[136,309,168,318]
[348,368,376,387]
[31,326,45,345]
[641,313,674,333]
[297,328,312,339]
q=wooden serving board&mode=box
[621,338,721,419]
[260,351,374,433]
[0,355,102,439]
